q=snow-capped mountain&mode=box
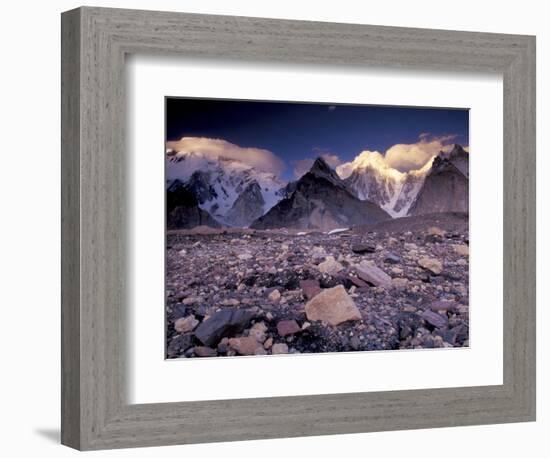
[166,150,286,226]
[337,151,434,217]
[166,141,469,229]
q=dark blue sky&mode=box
[166,98,469,180]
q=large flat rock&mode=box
[305,285,361,326]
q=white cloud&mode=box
[166,137,286,177]
[384,135,458,172]
[292,153,342,178]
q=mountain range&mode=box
[250,158,390,231]
[166,144,469,230]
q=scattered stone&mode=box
[318,256,344,275]
[300,279,322,300]
[349,275,369,288]
[311,246,327,259]
[181,296,203,306]
[267,266,279,275]
[421,310,449,329]
[392,278,409,289]
[277,319,301,337]
[221,298,240,307]
[428,226,446,237]
[249,321,268,342]
[355,261,392,288]
[167,213,469,357]
[195,309,256,347]
[390,266,403,275]
[174,315,199,334]
[383,252,401,264]
[418,257,443,275]
[305,285,361,326]
[263,337,273,349]
[268,289,281,302]
[430,300,457,312]
[228,336,263,356]
[193,346,217,357]
[166,334,192,358]
[272,343,289,355]
[238,253,253,260]
[453,244,469,256]
[351,243,376,254]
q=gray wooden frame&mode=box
[61,6,536,451]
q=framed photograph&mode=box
[61,6,536,450]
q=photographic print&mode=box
[165,98,469,359]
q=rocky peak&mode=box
[444,144,469,177]
[447,144,468,158]
[308,157,343,186]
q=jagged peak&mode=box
[310,156,331,173]
[441,144,468,159]
[307,156,342,185]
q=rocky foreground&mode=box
[166,213,469,358]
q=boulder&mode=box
[430,300,457,312]
[428,226,446,237]
[317,256,344,275]
[418,257,443,275]
[392,278,409,289]
[351,244,376,254]
[249,321,268,343]
[277,320,301,337]
[383,252,401,264]
[453,244,469,256]
[220,298,240,307]
[195,309,256,347]
[268,289,281,302]
[355,261,392,288]
[300,279,322,300]
[263,337,273,349]
[174,315,199,334]
[305,285,361,326]
[421,310,449,329]
[228,336,263,356]
[349,275,369,288]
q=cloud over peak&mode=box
[166,137,286,177]
[384,134,459,172]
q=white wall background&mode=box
[0,0,546,456]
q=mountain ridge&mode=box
[166,143,469,229]
[250,157,391,231]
